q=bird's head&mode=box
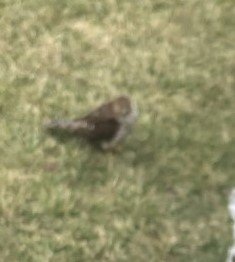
[112,96,138,124]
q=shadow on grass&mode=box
[44,124,161,183]
[46,128,103,152]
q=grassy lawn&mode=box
[0,0,235,261]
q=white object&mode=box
[227,189,235,262]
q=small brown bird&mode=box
[46,96,138,150]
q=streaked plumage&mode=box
[46,96,138,149]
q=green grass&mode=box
[0,0,235,261]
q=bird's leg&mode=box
[101,141,122,153]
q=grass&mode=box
[0,0,235,261]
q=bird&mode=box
[46,96,138,150]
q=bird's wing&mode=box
[46,117,119,142]
[84,100,115,119]
[83,117,120,142]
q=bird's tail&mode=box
[45,119,91,136]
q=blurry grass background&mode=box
[0,0,235,261]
